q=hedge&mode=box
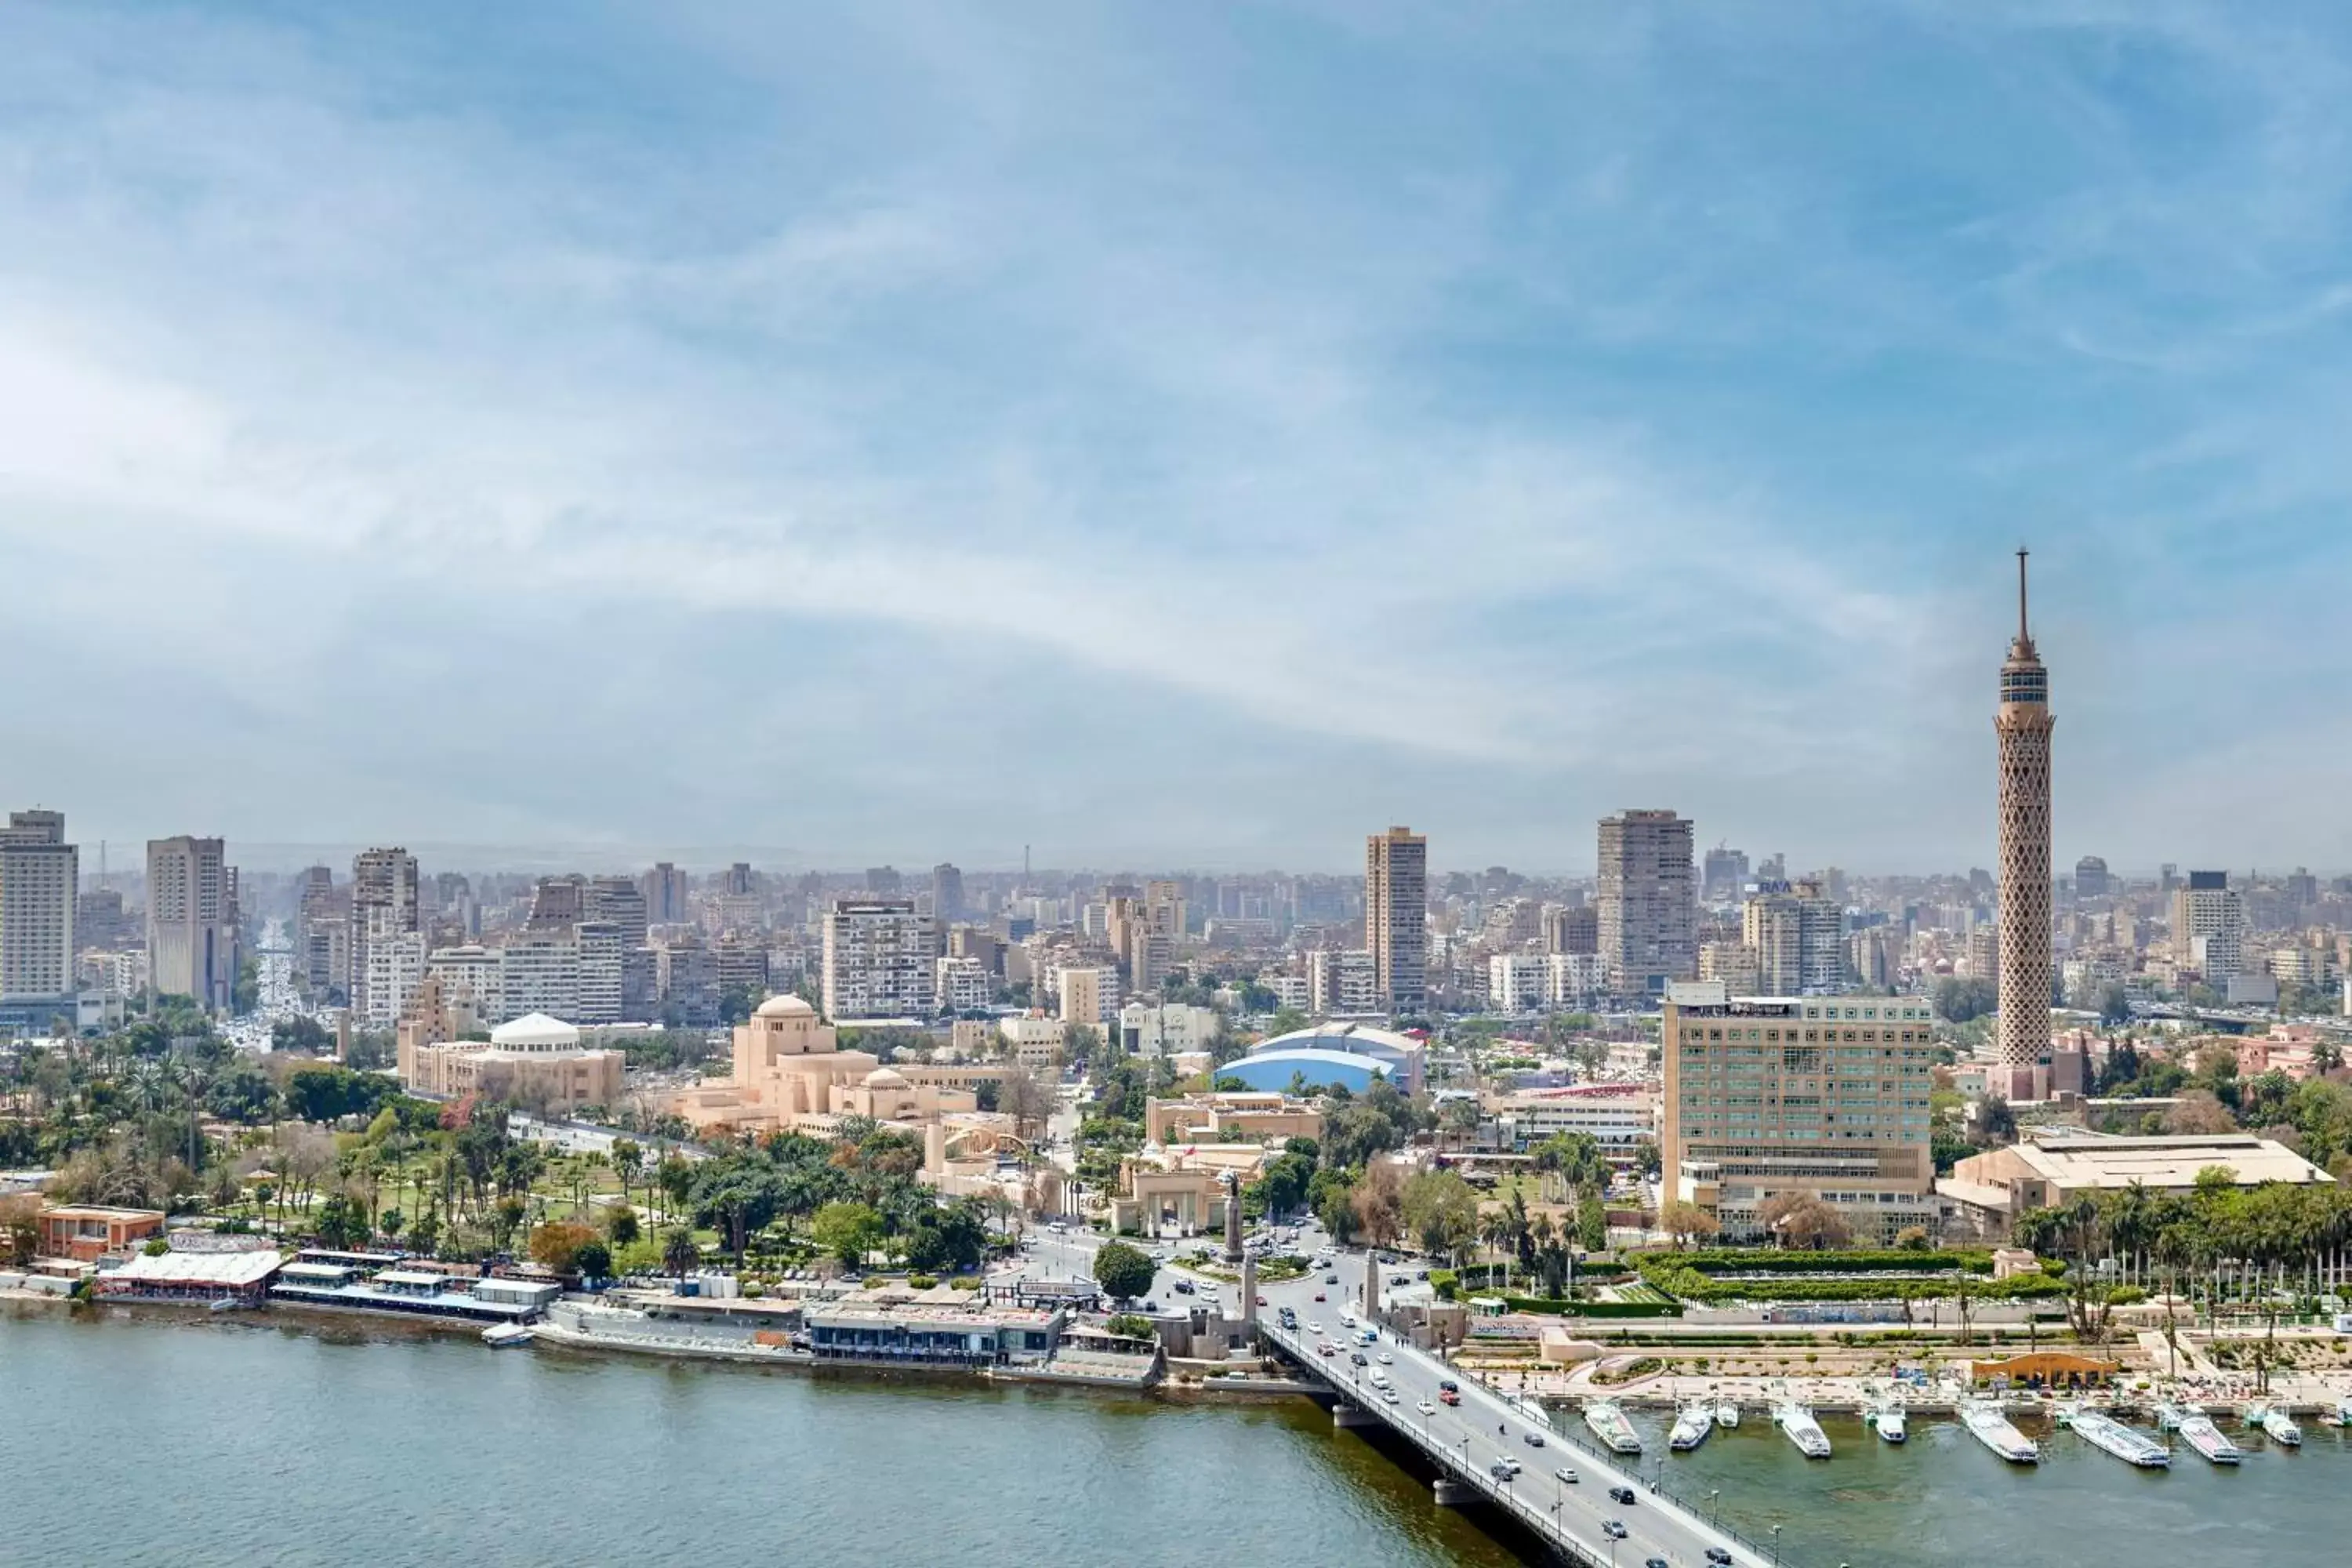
[1501,1294,1684,1319]
[1648,1248,1994,1276]
[1639,1262,2066,1305]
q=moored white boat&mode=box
[2153,1401,2187,1433]
[1583,1400,1643,1455]
[2073,1410,2169,1468]
[1961,1399,2042,1464]
[481,1321,536,1348]
[1774,1402,1832,1459]
[1875,1404,1907,1443]
[2260,1408,2302,1446]
[1713,1397,1741,1429]
[2177,1412,2241,1465]
[1669,1403,1713,1452]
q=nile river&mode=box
[4,1308,2347,1566]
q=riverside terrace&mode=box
[1261,1254,1765,1568]
[803,1300,1065,1369]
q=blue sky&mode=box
[4,1,2350,873]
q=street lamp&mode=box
[1708,1487,1720,1525]
[1770,1523,1782,1563]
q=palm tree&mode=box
[662,1227,701,1279]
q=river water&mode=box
[3,1308,2346,1566]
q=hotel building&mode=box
[1663,988,1941,1243]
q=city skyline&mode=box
[10,5,2352,869]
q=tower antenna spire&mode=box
[2016,546,2030,641]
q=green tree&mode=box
[573,1239,613,1279]
[661,1226,702,1278]
[607,1205,641,1247]
[811,1201,885,1271]
[1093,1240,1157,1301]
[1399,1169,1481,1264]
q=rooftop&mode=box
[102,1250,283,1287]
[2011,1133,2332,1189]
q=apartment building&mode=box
[1597,809,1696,998]
[1365,826,1428,1012]
[822,896,937,1019]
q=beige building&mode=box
[399,1012,624,1112]
[1697,940,1761,995]
[997,1012,1068,1069]
[1109,1145,1267,1236]
[1144,1091,1322,1147]
[1597,810,1695,998]
[669,994,982,1137]
[1365,826,1428,1011]
[1059,967,1110,1029]
[1663,992,1940,1243]
[147,834,237,1012]
[1941,1131,2332,1239]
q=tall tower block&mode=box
[1994,550,2053,1076]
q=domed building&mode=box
[668,993,995,1139]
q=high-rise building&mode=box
[1993,551,2053,1078]
[1058,966,1112,1028]
[641,862,689,925]
[1597,810,1697,997]
[1,810,78,1004]
[1702,844,1751,903]
[573,920,624,1024]
[350,848,419,1024]
[500,927,581,1020]
[2073,855,2111,901]
[1364,826,1428,1012]
[865,866,903,896]
[1544,904,1599,956]
[1740,878,1846,995]
[586,876,653,1017]
[821,896,936,1018]
[1662,991,1940,1243]
[1307,948,1380,1015]
[931,862,965,924]
[147,835,238,1011]
[2172,871,2245,979]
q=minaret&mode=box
[1994,549,2053,1086]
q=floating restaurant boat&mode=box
[1774,1403,1832,1459]
[2072,1410,2170,1468]
[1713,1397,1742,1429]
[2176,1411,2241,1465]
[1960,1399,2042,1465]
[1669,1403,1713,1452]
[1583,1400,1643,1455]
[2259,1407,2303,1447]
[481,1321,536,1348]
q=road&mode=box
[1261,1249,1767,1568]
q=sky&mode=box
[5,1,2352,876]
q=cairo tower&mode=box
[1994,549,2053,1092]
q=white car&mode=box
[1382,1387,1400,1404]
[1376,1352,1393,1364]
[1306,1321,1323,1334]
[1417,1400,1437,1415]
